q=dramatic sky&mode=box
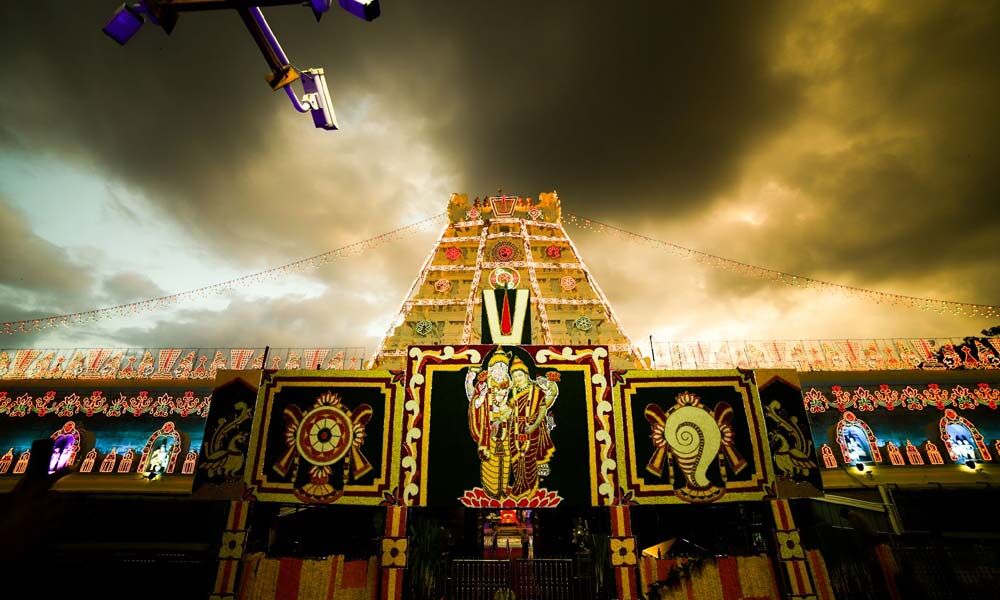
[1,1,997,355]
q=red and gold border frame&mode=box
[613,369,775,503]
[771,499,822,600]
[210,500,251,600]
[404,345,616,506]
[244,370,403,504]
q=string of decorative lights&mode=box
[1,213,448,336]
[565,213,1000,319]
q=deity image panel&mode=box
[245,372,402,505]
[409,345,615,508]
[616,371,774,504]
[49,422,83,473]
[840,425,873,463]
[944,423,978,461]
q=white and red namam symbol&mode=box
[276,392,373,503]
[489,195,517,217]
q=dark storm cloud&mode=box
[0,199,94,298]
[683,1,1000,305]
[287,1,803,216]
[0,1,800,252]
[0,1,998,345]
[101,271,166,304]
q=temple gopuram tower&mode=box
[371,192,643,370]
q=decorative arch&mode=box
[118,448,135,473]
[939,409,992,463]
[100,448,118,473]
[49,421,82,473]
[181,451,198,475]
[13,450,30,474]
[819,444,838,468]
[0,449,13,474]
[885,442,905,466]
[905,440,924,465]
[925,441,944,465]
[835,411,882,464]
[80,449,98,473]
[138,421,183,474]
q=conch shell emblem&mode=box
[645,391,747,502]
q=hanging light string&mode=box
[2,213,448,336]
[565,213,999,319]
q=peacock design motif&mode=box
[765,400,816,478]
[645,391,747,502]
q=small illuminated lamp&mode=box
[102,4,144,46]
[855,463,866,473]
[965,460,978,471]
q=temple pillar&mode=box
[770,499,821,600]
[379,505,409,600]
[609,505,639,600]
[211,500,251,600]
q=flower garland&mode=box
[805,382,1000,413]
[2,213,447,336]
[567,213,1000,319]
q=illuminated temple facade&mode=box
[1,193,1000,600]
[371,192,642,370]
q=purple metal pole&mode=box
[284,86,311,113]
[247,7,290,66]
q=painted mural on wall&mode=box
[0,378,214,488]
[614,370,774,504]
[405,345,616,507]
[244,371,403,504]
[802,371,1000,469]
[756,370,822,497]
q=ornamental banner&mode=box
[613,370,775,504]
[801,370,1000,471]
[0,378,216,493]
[244,370,403,504]
[406,345,615,508]
[756,370,823,498]
[193,370,263,499]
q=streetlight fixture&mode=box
[101,1,380,131]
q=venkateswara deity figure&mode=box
[465,348,559,500]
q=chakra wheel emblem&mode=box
[414,320,435,337]
[276,391,374,503]
[573,316,593,332]
[296,405,353,466]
